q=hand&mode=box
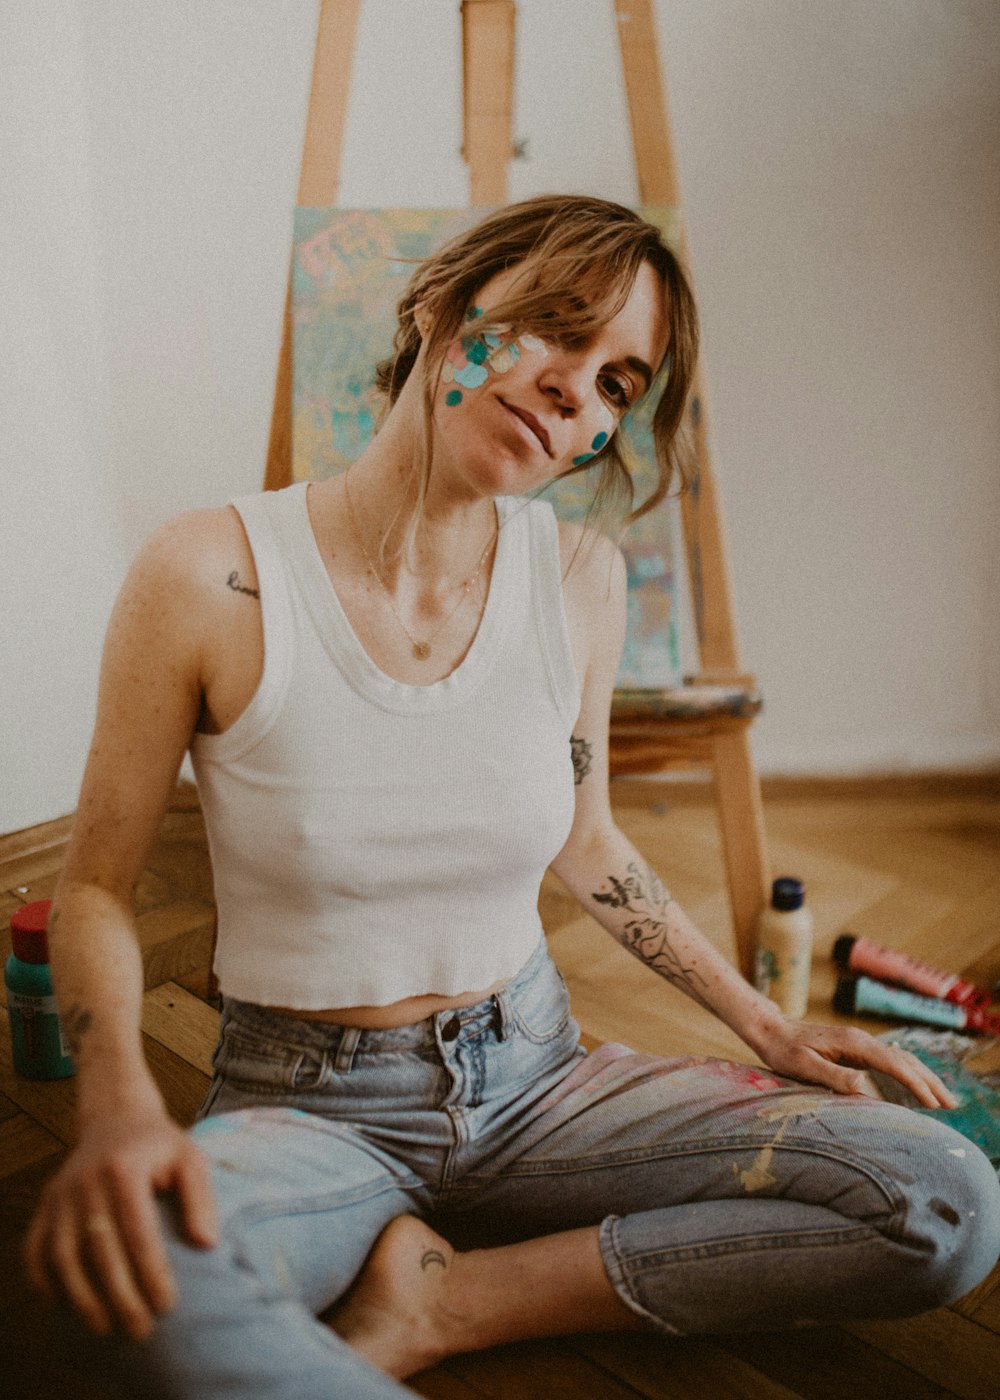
[24,1109,218,1340]
[749,1016,960,1109]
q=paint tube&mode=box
[834,975,1000,1036]
[833,934,994,1011]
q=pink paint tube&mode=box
[833,975,1000,1036]
[833,934,994,1011]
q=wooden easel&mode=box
[264,0,769,976]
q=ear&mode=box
[413,301,434,339]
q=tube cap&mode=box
[832,933,857,967]
[10,900,52,964]
[832,976,858,1016]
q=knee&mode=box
[900,1134,1000,1314]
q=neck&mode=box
[339,388,498,586]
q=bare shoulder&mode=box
[126,503,255,598]
[556,519,627,690]
[106,501,262,712]
[557,519,627,614]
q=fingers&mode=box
[105,1171,178,1325]
[784,1026,960,1109]
[795,1048,869,1097]
[37,1186,162,1340]
[174,1143,219,1250]
[44,1195,119,1338]
[76,1191,160,1340]
[23,1150,204,1340]
[857,1041,958,1110]
[23,1195,59,1308]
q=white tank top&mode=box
[189,483,581,1008]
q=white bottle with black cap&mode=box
[753,877,813,1019]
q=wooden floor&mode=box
[1,775,999,1398]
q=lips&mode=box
[503,401,552,457]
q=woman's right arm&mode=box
[23,513,229,1340]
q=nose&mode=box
[537,353,588,417]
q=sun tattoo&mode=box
[62,1003,94,1059]
[592,860,713,1010]
[570,735,593,785]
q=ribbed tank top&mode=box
[189,483,581,1008]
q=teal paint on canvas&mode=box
[291,207,683,688]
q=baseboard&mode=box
[611,769,1000,805]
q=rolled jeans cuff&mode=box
[599,1214,682,1338]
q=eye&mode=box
[598,372,633,410]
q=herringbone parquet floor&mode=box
[1,775,998,1398]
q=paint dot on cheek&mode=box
[445,389,463,407]
[464,337,490,366]
[572,428,613,466]
[454,362,489,389]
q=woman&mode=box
[26,197,1000,1398]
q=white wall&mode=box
[0,3,126,834]
[659,0,1000,775]
[3,0,998,834]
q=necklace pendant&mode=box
[412,641,432,661]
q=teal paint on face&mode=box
[463,336,490,366]
[454,362,489,389]
[572,430,612,467]
[445,389,463,406]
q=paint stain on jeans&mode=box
[929,1197,961,1227]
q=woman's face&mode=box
[425,259,669,500]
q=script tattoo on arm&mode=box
[592,861,713,1011]
[570,735,593,785]
[226,570,259,599]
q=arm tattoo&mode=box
[592,860,713,1011]
[420,1250,448,1271]
[570,735,593,785]
[226,570,259,599]
[62,1003,94,1059]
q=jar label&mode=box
[7,992,73,1072]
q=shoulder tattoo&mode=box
[226,570,259,599]
[570,735,593,785]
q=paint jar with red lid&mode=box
[4,900,75,1079]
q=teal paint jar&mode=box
[5,900,75,1080]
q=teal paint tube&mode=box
[834,975,1000,1036]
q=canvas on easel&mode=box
[291,203,685,690]
[266,0,770,976]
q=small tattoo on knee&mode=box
[420,1249,448,1271]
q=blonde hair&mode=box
[374,194,699,539]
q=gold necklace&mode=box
[343,473,499,662]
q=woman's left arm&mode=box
[551,531,956,1110]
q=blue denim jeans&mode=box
[126,938,998,1398]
